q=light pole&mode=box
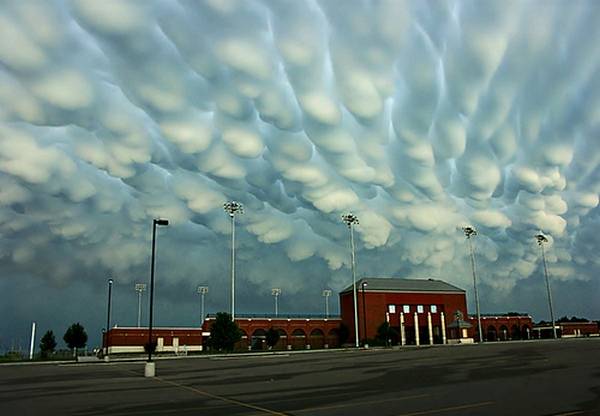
[361,281,368,347]
[322,289,332,318]
[463,226,483,343]
[224,201,243,321]
[536,233,557,339]
[342,213,360,348]
[135,283,146,328]
[105,278,113,357]
[146,218,169,377]
[272,288,281,316]
[197,286,208,324]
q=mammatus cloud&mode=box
[0,0,599,346]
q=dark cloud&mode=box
[0,0,599,351]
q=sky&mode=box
[0,0,599,352]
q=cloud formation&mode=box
[0,0,599,345]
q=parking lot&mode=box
[1,338,599,415]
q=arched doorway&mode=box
[327,328,339,348]
[236,330,249,351]
[499,325,509,341]
[291,329,306,350]
[275,328,287,350]
[510,325,520,340]
[522,325,531,340]
[309,329,325,349]
[487,325,497,342]
[251,329,267,350]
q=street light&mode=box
[536,233,557,339]
[224,201,243,321]
[322,289,332,318]
[342,213,360,348]
[361,281,368,347]
[197,286,208,324]
[271,288,281,316]
[135,283,146,328]
[463,226,483,343]
[146,218,169,377]
[105,278,114,358]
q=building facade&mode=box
[201,315,342,351]
[340,277,469,346]
[105,327,203,354]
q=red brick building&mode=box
[105,327,203,354]
[202,315,342,351]
[340,278,469,346]
[468,315,534,341]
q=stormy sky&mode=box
[1,0,599,351]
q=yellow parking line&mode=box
[397,401,495,416]
[292,394,430,413]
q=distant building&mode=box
[104,327,202,355]
[202,314,342,351]
[469,314,534,341]
[339,277,470,346]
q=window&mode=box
[430,305,438,314]
[388,305,396,314]
[403,305,410,314]
[417,305,424,313]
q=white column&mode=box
[441,312,447,344]
[400,312,406,346]
[414,312,420,346]
[29,322,36,360]
[427,312,433,345]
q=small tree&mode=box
[208,312,241,352]
[265,327,280,350]
[376,321,398,347]
[39,330,57,359]
[338,322,350,346]
[63,323,88,357]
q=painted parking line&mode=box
[152,376,290,416]
[290,394,430,414]
[551,412,585,416]
[396,401,495,416]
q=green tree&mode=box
[338,322,350,346]
[63,323,88,357]
[265,327,280,349]
[376,321,398,347]
[39,330,57,358]
[208,312,241,352]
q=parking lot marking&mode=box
[152,376,290,416]
[290,394,430,413]
[396,401,495,416]
[551,412,584,416]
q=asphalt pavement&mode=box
[1,338,599,415]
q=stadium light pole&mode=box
[342,213,360,348]
[224,201,243,321]
[146,218,169,377]
[104,278,114,358]
[463,226,483,343]
[272,288,281,317]
[536,233,557,339]
[361,281,368,347]
[135,283,146,328]
[197,286,209,324]
[322,289,332,318]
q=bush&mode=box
[265,328,280,349]
[208,312,242,352]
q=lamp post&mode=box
[322,289,332,318]
[197,286,208,324]
[146,218,169,377]
[224,201,243,321]
[271,288,281,317]
[536,233,557,339]
[463,226,483,343]
[105,278,113,358]
[342,213,360,348]
[361,281,368,347]
[135,283,146,328]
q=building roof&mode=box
[340,277,465,294]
